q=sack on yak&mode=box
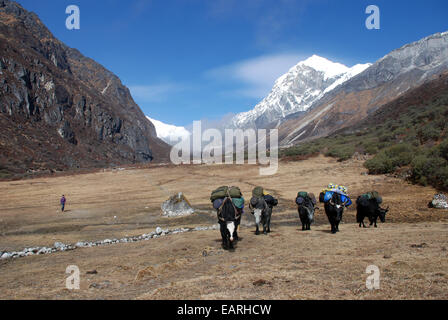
[297,191,308,199]
[232,197,245,209]
[296,196,305,205]
[229,186,242,198]
[359,191,382,205]
[252,186,264,198]
[210,186,242,202]
[213,198,224,210]
[210,186,228,202]
[264,194,278,207]
[319,192,326,203]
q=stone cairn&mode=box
[161,192,195,217]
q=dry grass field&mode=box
[0,155,447,299]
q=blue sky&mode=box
[15,0,448,127]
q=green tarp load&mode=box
[210,186,242,202]
[252,186,264,198]
[362,191,382,204]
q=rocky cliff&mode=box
[0,0,170,176]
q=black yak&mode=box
[356,196,389,228]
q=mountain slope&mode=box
[0,0,170,176]
[279,31,448,146]
[230,55,371,129]
[281,72,448,190]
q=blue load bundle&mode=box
[319,183,352,207]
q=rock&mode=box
[54,242,65,249]
[155,227,163,235]
[37,248,51,255]
[429,194,448,209]
[86,270,98,275]
[89,281,111,289]
[1,252,11,259]
[161,193,195,217]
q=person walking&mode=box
[60,195,66,213]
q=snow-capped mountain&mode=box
[230,55,371,129]
[279,30,448,146]
[146,117,190,145]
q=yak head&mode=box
[377,206,389,223]
[329,193,347,219]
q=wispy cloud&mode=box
[205,0,316,47]
[129,83,185,102]
[205,53,306,99]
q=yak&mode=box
[217,197,241,250]
[298,197,316,231]
[324,193,348,234]
[356,196,389,228]
[250,197,271,235]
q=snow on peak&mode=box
[230,55,372,129]
[299,55,349,78]
[146,117,190,145]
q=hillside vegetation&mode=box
[281,75,448,191]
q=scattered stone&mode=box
[428,194,448,209]
[383,254,392,259]
[161,192,195,217]
[1,253,11,259]
[89,281,111,289]
[155,227,163,235]
[253,279,271,286]
[54,242,66,250]
[411,243,428,248]
[86,270,98,275]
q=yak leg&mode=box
[266,207,272,233]
[220,222,229,249]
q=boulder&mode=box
[429,194,448,209]
[161,193,195,217]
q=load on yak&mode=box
[249,186,278,235]
[210,186,244,250]
[319,184,352,234]
[295,192,317,231]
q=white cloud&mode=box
[205,53,305,99]
[146,116,191,145]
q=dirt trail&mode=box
[0,156,447,299]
